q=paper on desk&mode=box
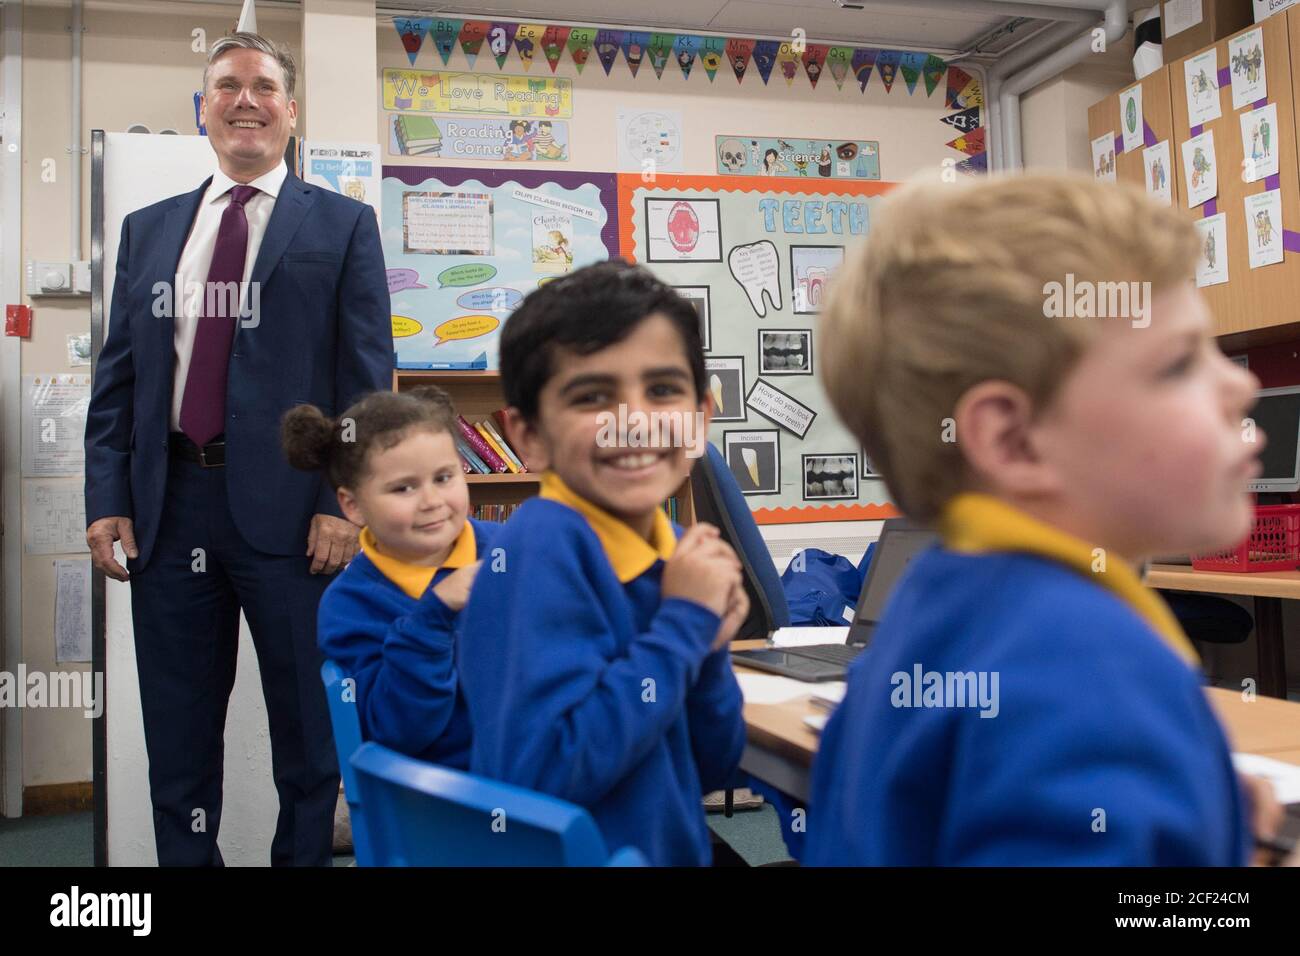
[772,626,851,648]
[735,672,818,705]
[1233,752,1300,804]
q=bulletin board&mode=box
[1087,65,1182,207]
[1165,11,1300,343]
[382,165,620,368]
[618,173,900,524]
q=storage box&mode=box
[1162,0,1255,60]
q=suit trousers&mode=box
[129,453,339,865]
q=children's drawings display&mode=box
[619,172,895,523]
[383,165,619,368]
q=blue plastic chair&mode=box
[692,442,791,636]
[349,742,648,866]
[320,659,375,866]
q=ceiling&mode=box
[387,0,1100,58]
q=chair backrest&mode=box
[320,659,374,865]
[349,742,645,866]
[691,442,792,637]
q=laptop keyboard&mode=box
[792,644,862,665]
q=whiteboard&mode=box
[96,132,278,866]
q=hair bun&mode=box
[280,404,335,472]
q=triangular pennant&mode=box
[648,33,674,79]
[236,0,257,33]
[947,65,974,108]
[875,50,902,92]
[802,44,829,89]
[777,41,801,86]
[567,27,596,73]
[623,32,650,78]
[701,37,725,81]
[827,46,853,89]
[514,23,544,71]
[541,25,571,72]
[900,52,927,95]
[595,30,623,75]
[674,35,703,80]
[394,17,431,67]
[433,19,461,66]
[940,107,982,133]
[458,20,490,68]
[947,128,986,155]
[487,22,518,70]
[852,48,877,92]
[725,37,755,83]
[956,152,988,174]
[923,54,946,96]
[957,77,983,108]
[752,39,780,85]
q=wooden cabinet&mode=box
[1087,66,1181,204]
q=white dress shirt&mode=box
[169,159,288,432]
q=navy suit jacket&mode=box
[84,170,393,572]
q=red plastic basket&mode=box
[1191,504,1300,572]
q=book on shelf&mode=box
[480,418,525,476]
[488,410,529,472]
[456,437,491,474]
[455,415,509,473]
[474,422,520,474]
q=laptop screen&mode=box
[855,526,936,628]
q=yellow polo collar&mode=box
[359,521,477,599]
[539,471,676,583]
[939,493,1199,667]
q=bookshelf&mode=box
[392,369,695,525]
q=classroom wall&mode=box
[7,1,1147,793]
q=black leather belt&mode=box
[170,432,226,467]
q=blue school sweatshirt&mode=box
[458,473,746,866]
[805,545,1250,866]
[317,517,498,769]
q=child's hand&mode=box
[711,580,750,651]
[662,523,742,619]
[431,561,482,612]
[1240,773,1285,865]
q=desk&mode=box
[735,647,1300,803]
[1147,564,1300,698]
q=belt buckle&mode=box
[197,443,223,468]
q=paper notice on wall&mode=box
[54,558,92,663]
[508,185,599,222]
[401,191,494,255]
[1245,188,1283,269]
[745,379,817,438]
[303,141,382,222]
[23,479,89,555]
[1194,212,1229,287]
[1144,140,1173,206]
[616,109,685,174]
[1119,84,1144,154]
[22,374,89,477]
[1165,0,1203,37]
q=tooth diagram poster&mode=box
[617,173,895,524]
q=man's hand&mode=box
[306,514,360,575]
[87,516,137,582]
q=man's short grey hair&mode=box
[203,32,296,99]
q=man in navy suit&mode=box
[83,32,391,865]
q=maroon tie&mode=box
[179,184,259,447]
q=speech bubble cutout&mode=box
[437,263,498,289]
[728,241,782,318]
[432,314,500,347]
[456,287,524,312]
[387,268,427,293]
[392,315,423,338]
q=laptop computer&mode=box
[732,518,937,681]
